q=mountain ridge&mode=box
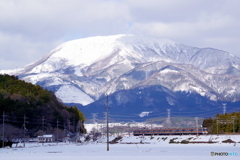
[1,34,240,113]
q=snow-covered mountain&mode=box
[2,34,240,108]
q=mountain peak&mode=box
[1,34,240,108]
[5,35,179,75]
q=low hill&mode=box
[0,74,86,140]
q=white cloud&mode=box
[0,0,240,70]
[129,11,240,54]
[0,32,62,69]
[130,13,236,38]
[0,0,130,69]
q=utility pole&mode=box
[106,94,109,151]
[68,119,71,135]
[41,116,45,145]
[150,120,153,138]
[103,112,107,123]
[216,117,235,135]
[128,123,131,137]
[216,119,219,135]
[72,118,75,133]
[23,114,28,147]
[232,116,236,134]
[42,116,45,133]
[57,119,59,145]
[76,120,81,134]
[195,117,199,136]
[2,112,5,148]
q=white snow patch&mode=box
[22,73,53,84]
[139,112,152,117]
[190,85,206,97]
[74,66,83,76]
[55,85,94,105]
[22,74,70,86]
[160,68,178,74]
[166,97,175,106]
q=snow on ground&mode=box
[0,135,240,160]
[84,122,163,132]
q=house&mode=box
[37,134,55,142]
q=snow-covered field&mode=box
[0,135,239,160]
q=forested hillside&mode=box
[0,74,86,140]
[203,112,240,134]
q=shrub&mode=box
[180,140,189,144]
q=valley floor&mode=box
[0,135,239,160]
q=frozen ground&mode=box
[0,135,239,160]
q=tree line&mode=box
[0,74,86,141]
[203,111,240,134]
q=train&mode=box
[133,127,208,136]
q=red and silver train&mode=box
[133,127,208,136]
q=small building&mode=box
[37,134,55,142]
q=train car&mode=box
[133,127,208,136]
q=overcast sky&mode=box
[0,0,240,70]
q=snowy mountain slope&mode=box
[6,34,239,75]
[1,34,240,106]
[100,61,240,102]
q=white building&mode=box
[37,134,55,142]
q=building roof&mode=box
[37,134,54,138]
